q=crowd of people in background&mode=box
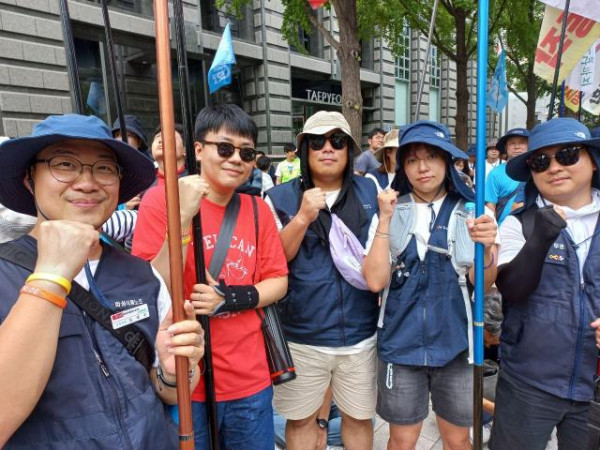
[0,105,600,450]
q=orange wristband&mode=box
[21,285,67,309]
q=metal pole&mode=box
[172,1,220,448]
[548,0,571,120]
[578,91,584,121]
[474,0,490,448]
[59,0,85,114]
[559,80,566,117]
[414,0,440,120]
[99,0,128,143]
[153,1,195,447]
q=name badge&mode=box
[110,304,150,330]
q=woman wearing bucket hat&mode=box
[490,118,600,450]
[265,111,380,449]
[363,120,499,450]
[0,114,204,448]
[365,128,399,193]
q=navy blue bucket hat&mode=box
[496,127,529,153]
[591,127,600,138]
[0,114,156,216]
[112,114,148,151]
[393,120,474,201]
[506,118,600,183]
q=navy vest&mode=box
[366,169,390,191]
[501,209,600,401]
[266,176,379,346]
[379,195,469,367]
[1,236,178,449]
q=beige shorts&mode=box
[273,342,377,421]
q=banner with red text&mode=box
[534,5,600,84]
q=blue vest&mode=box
[1,236,178,449]
[378,195,469,367]
[501,210,600,402]
[266,176,379,346]
[366,169,390,191]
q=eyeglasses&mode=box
[34,155,121,186]
[307,133,348,151]
[526,146,582,173]
[202,140,256,162]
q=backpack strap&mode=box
[447,199,476,364]
[208,194,241,280]
[515,205,537,241]
[0,241,154,372]
[378,194,416,328]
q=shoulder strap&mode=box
[0,242,153,372]
[516,206,537,241]
[208,193,242,280]
[389,194,416,260]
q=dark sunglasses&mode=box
[202,140,257,162]
[307,133,349,151]
[526,146,582,173]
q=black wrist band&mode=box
[211,280,259,316]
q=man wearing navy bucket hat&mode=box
[485,127,529,225]
[0,114,204,449]
[490,118,600,449]
[363,120,499,450]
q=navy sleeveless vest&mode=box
[266,176,379,346]
[501,209,600,401]
[1,236,178,449]
[378,195,469,367]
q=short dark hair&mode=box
[256,155,271,171]
[368,128,386,140]
[194,104,258,144]
[153,123,185,140]
[283,143,296,153]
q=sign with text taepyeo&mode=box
[292,78,342,105]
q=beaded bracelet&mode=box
[26,272,71,295]
[21,285,67,309]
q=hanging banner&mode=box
[308,0,328,9]
[534,5,600,84]
[564,39,598,112]
[581,41,600,115]
[539,0,600,23]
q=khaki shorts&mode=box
[273,342,377,421]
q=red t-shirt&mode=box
[132,186,288,401]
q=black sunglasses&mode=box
[526,146,582,173]
[307,133,349,151]
[202,140,257,162]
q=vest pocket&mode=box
[58,311,85,338]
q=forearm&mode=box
[280,215,311,262]
[255,276,288,308]
[151,366,201,405]
[363,217,392,292]
[467,246,498,293]
[151,238,191,295]
[496,235,555,304]
[0,286,64,442]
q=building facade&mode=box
[0,0,473,154]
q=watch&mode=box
[316,418,329,430]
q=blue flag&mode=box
[486,42,508,113]
[208,23,236,94]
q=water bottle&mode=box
[465,202,476,225]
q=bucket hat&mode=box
[374,129,400,163]
[506,118,600,182]
[496,127,529,154]
[591,127,600,138]
[0,114,156,216]
[394,120,473,201]
[296,111,360,155]
[112,114,148,150]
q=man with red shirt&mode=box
[132,104,288,449]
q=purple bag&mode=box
[329,213,369,290]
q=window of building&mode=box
[394,23,410,126]
[200,0,255,42]
[360,38,374,70]
[429,45,441,121]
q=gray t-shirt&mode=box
[354,149,381,174]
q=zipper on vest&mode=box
[94,349,110,378]
[569,282,586,398]
[419,261,428,366]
